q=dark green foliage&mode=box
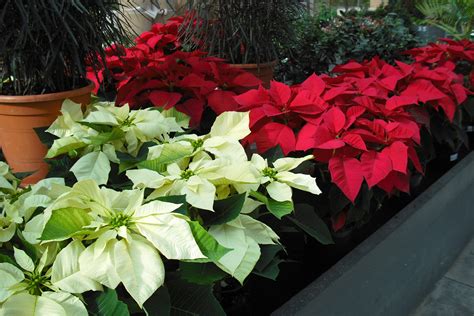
[0,0,132,95]
[181,0,303,64]
[167,276,226,316]
[84,288,130,316]
[287,204,334,245]
[275,10,419,83]
[179,262,228,285]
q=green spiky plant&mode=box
[0,0,135,96]
[180,0,303,64]
[416,0,474,39]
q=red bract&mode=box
[87,17,261,127]
[239,53,467,202]
[234,80,326,154]
[405,39,474,66]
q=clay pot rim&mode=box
[0,83,94,104]
[229,60,277,69]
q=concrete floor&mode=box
[412,238,474,316]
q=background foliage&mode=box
[275,8,419,83]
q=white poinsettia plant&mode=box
[0,100,322,315]
[45,100,186,185]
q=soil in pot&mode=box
[0,84,93,185]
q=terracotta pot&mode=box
[0,84,93,186]
[230,60,277,88]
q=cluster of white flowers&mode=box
[0,101,322,314]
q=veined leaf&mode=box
[88,128,125,146]
[203,193,246,226]
[118,142,156,173]
[85,288,130,316]
[46,137,87,159]
[253,245,283,280]
[179,262,227,285]
[167,277,225,316]
[143,286,171,316]
[287,204,334,245]
[267,198,294,219]
[40,208,92,241]
[138,143,193,173]
[79,121,114,133]
[250,191,294,219]
[187,221,230,262]
[254,244,283,273]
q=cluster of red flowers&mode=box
[87,17,261,126]
[405,38,474,88]
[405,39,474,66]
[233,56,468,202]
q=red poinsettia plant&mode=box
[405,39,474,152]
[405,38,474,69]
[230,53,472,231]
[87,16,261,127]
[234,56,468,201]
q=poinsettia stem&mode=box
[248,190,267,203]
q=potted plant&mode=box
[0,0,132,185]
[180,0,302,87]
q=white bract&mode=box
[1,178,66,244]
[127,112,260,211]
[0,162,18,194]
[209,214,279,284]
[46,100,184,185]
[41,180,205,307]
[0,247,88,316]
[249,154,321,202]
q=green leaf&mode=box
[40,207,92,241]
[250,191,294,219]
[138,143,193,173]
[329,186,350,216]
[85,288,130,316]
[161,108,190,128]
[253,245,283,281]
[167,277,225,316]
[79,121,113,133]
[88,128,125,146]
[0,253,16,265]
[253,258,282,281]
[254,245,283,272]
[143,286,171,316]
[187,221,230,262]
[46,137,87,159]
[287,204,334,245]
[203,193,246,226]
[267,198,294,219]
[118,142,155,173]
[263,145,284,164]
[179,262,227,285]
